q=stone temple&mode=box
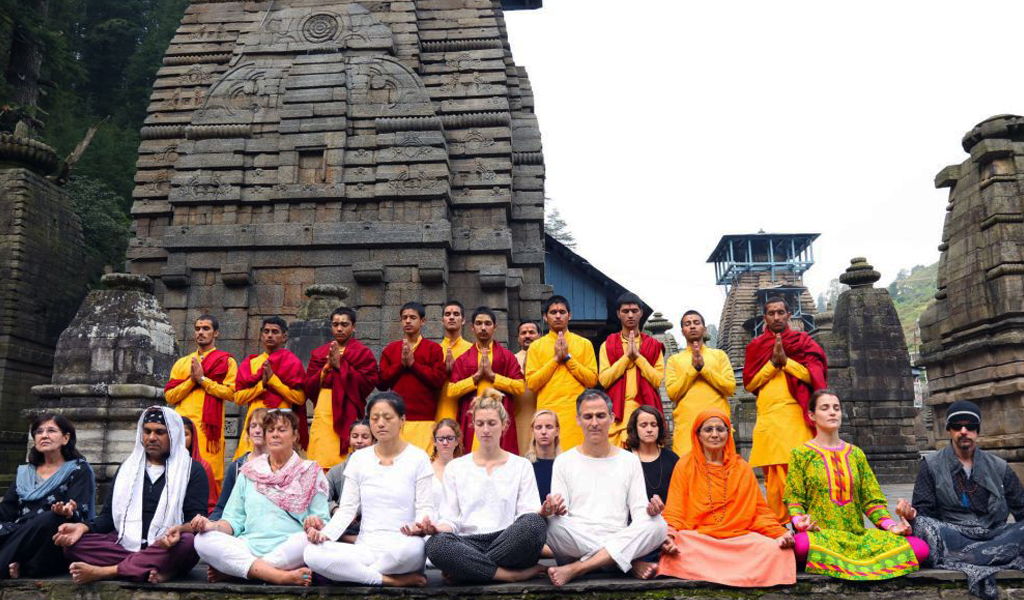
[920,114,1024,477]
[128,0,547,356]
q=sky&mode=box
[503,1,1024,332]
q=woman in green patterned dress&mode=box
[785,389,929,580]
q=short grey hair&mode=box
[575,388,613,414]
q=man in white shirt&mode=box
[543,389,667,586]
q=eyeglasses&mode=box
[947,422,979,432]
[434,435,457,444]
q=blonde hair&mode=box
[471,388,508,423]
[525,409,561,462]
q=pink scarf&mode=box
[240,452,326,513]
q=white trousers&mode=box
[546,515,666,572]
[194,530,308,580]
[303,532,425,586]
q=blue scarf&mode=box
[15,459,91,516]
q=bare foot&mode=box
[547,564,581,587]
[8,562,19,579]
[147,569,171,584]
[630,559,658,580]
[381,572,427,587]
[207,567,227,583]
[277,567,312,586]
[69,562,116,584]
[494,564,547,582]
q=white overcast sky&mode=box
[504,1,1024,332]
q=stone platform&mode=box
[0,567,1017,600]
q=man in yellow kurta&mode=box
[525,295,598,451]
[598,293,664,448]
[447,306,525,452]
[233,317,308,459]
[514,320,540,454]
[435,300,473,421]
[743,297,828,524]
[665,310,736,457]
[164,314,238,482]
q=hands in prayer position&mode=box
[539,493,567,518]
[626,331,640,361]
[472,349,495,385]
[261,361,273,385]
[770,334,787,369]
[690,340,704,371]
[401,340,415,368]
[554,332,569,363]
[646,494,665,517]
[51,499,77,519]
[445,347,455,373]
[190,357,204,385]
[327,341,344,370]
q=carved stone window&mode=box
[297,149,326,184]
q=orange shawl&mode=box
[663,408,785,539]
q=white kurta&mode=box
[438,453,540,535]
[546,447,666,571]
[305,445,434,585]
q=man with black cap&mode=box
[896,400,1024,600]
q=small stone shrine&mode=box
[920,114,1024,476]
[812,258,919,482]
[127,0,547,357]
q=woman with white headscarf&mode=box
[56,406,209,584]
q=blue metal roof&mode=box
[544,234,652,323]
[707,232,819,286]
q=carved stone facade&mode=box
[920,115,1024,476]
[813,258,919,483]
[129,0,546,358]
[30,274,178,487]
[0,134,88,482]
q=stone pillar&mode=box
[0,132,88,482]
[30,274,177,487]
[920,115,1024,478]
[813,258,919,483]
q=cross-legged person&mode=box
[623,405,678,578]
[665,310,736,457]
[164,314,238,484]
[234,317,307,458]
[544,389,667,586]
[193,409,327,586]
[377,302,447,452]
[305,307,380,470]
[57,407,208,584]
[303,393,433,588]
[1,414,95,580]
[325,419,374,542]
[448,306,524,452]
[598,293,665,447]
[896,400,1024,600]
[525,296,598,451]
[743,296,827,524]
[419,390,548,583]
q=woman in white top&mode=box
[414,389,550,583]
[303,392,433,587]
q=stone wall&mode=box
[813,258,919,483]
[128,0,546,361]
[920,115,1024,477]
[0,137,88,483]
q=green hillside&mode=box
[886,262,938,356]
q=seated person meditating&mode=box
[326,419,375,518]
[419,390,548,583]
[193,409,328,586]
[1,414,95,580]
[623,405,679,577]
[181,416,219,515]
[786,390,927,580]
[58,407,208,584]
[303,392,434,588]
[526,410,560,502]
[544,389,667,586]
[897,400,1024,600]
[429,418,464,520]
[657,409,795,587]
[211,407,268,521]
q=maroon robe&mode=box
[304,339,379,454]
[449,342,523,453]
[742,328,828,430]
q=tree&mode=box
[545,200,576,249]
[65,175,130,280]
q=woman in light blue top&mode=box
[192,409,327,586]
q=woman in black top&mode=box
[525,410,560,502]
[625,405,678,506]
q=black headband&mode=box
[143,408,166,425]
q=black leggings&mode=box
[425,513,547,583]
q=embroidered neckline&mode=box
[804,441,854,507]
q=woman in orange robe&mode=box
[657,408,795,587]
